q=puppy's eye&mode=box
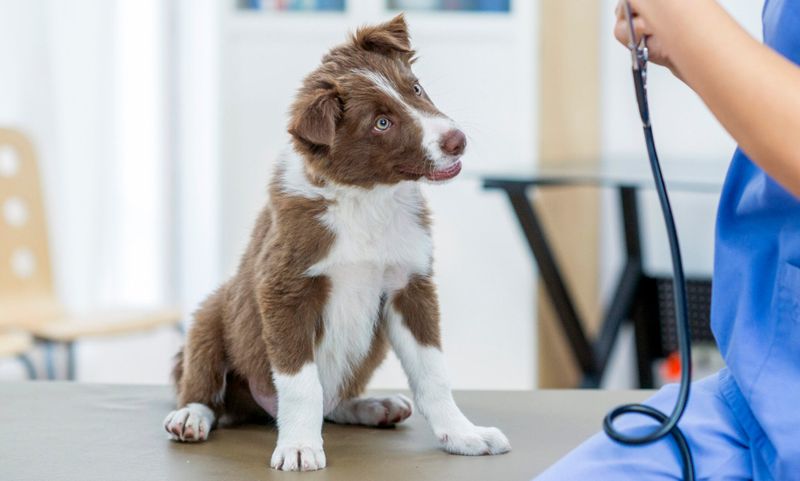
[374,117,392,131]
[413,83,423,96]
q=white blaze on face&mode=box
[355,69,459,169]
[416,114,455,169]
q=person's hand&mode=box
[614,0,680,77]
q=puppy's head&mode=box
[288,14,466,188]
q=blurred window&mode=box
[386,0,509,12]
[238,0,346,11]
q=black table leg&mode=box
[488,181,655,388]
[66,341,77,381]
[504,187,598,384]
[632,276,659,388]
[593,187,647,381]
[594,260,641,374]
[17,354,37,379]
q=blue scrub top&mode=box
[712,0,800,477]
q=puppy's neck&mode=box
[279,145,415,203]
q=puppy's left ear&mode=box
[353,13,411,55]
[288,80,342,148]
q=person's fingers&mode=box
[631,17,650,43]
[615,0,636,22]
[644,34,669,63]
[614,16,650,46]
[614,19,628,45]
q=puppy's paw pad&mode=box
[163,404,213,443]
[270,444,326,472]
[439,425,511,456]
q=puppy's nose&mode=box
[440,129,466,157]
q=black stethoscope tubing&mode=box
[602,3,696,480]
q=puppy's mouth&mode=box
[399,160,463,182]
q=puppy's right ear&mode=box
[353,14,411,56]
[288,80,342,148]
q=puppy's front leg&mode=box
[260,276,328,471]
[270,363,326,471]
[387,275,511,456]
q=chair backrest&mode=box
[0,128,62,328]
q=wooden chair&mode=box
[0,330,36,378]
[0,128,182,380]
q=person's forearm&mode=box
[635,0,800,197]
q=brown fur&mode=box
[172,174,334,416]
[289,15,449,188]
[172,14,450,425]
[393,275,442,348]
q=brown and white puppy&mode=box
[163,14,510,472]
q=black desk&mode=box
[482,161,723,388]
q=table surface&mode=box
[477,158,727,191]
[0,382,651,481]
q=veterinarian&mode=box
[536,0,800,479]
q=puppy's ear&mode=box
[353,13,411,56]
[288,80,342,148]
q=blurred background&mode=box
[0,0,762,390]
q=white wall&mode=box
[172,0,224,320]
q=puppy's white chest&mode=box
[309,183,432,410]
[314,264,383,412]
[309,182,432,275]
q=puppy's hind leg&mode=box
[326,394,413,427]
[164,290,227,443]
[325,325,407,427]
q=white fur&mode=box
[278,148,329,200]
[278,144,508,457]
[278,149,432,406]
[271,363,326,471]
[385,305,511,456]
[417,114,455,169]
[315,263,385,413]
[273,139,497,465]
[354,69,458,167]
[355,68,406,105]
[325,394,413,426]
[164,403,215,442]
[309,181,432,274]
[303,172,432,410]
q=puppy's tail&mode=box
[171,347,185,389]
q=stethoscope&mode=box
[602,3,696,480]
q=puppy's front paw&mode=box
[270,442,326,471]
[163,403,214,442]
[438,425,511,456]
